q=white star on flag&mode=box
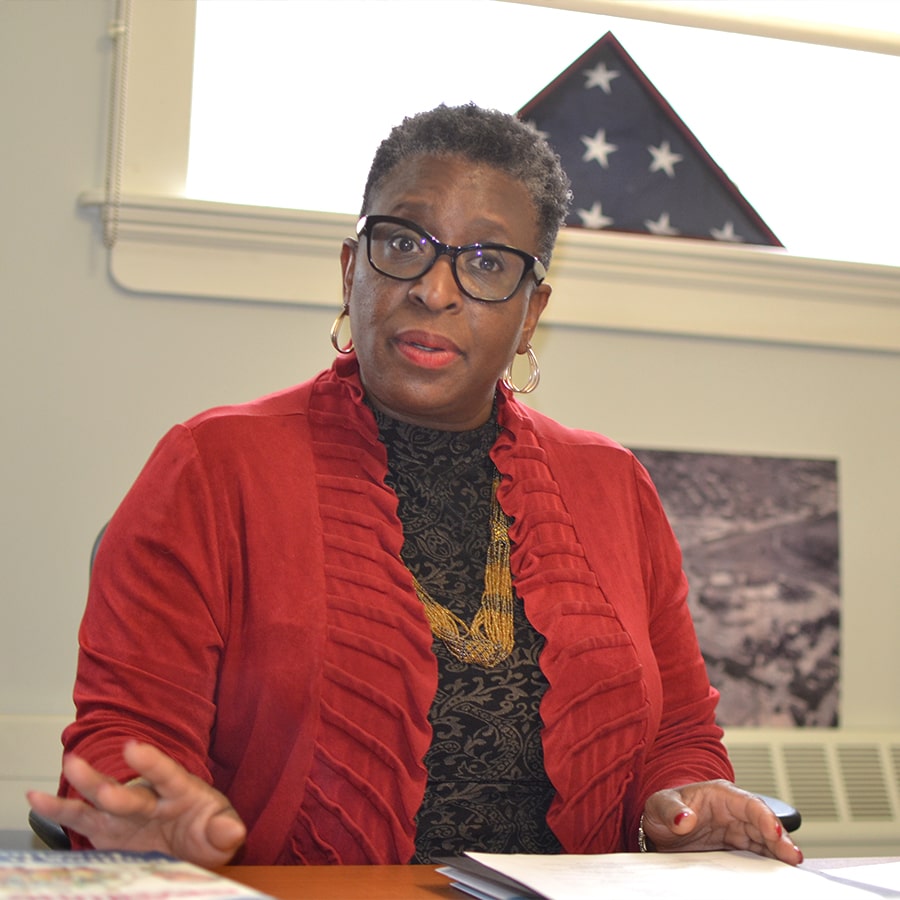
[645,212,680,235]
[583,61,620,94]
[577,202,614,229]
[581,129,618,168]
[648,140,684,178]
[711,221,744,242]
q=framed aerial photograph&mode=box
[632,448,840,727]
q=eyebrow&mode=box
[385,206,522,247]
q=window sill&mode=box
[79,192,900,353]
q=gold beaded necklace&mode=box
[409,475,514,668]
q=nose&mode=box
[409,254,462,311]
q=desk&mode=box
[221,858,900,900]
[221,864,454,899]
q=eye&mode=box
[465,248,508,278]
[372,219,423,250]
[387,231,421,254]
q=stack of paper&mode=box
[438,851,899,900]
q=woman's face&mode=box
[341,154,551,431]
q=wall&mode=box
[2,0,899,845]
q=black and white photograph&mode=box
[633,449,840,728]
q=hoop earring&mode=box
[330,305,353,355]
[502,344,540,394]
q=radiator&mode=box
[723,728,900,857]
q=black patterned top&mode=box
[373,405,562,862]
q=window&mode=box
[84,0,900,352]
[188,0,900,270]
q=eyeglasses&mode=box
[356,215,546,303]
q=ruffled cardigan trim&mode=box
[490,389,650,853]
[289,356,652,861]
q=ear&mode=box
[518,282,551,353]
[340,239,358,306]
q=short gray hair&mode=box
[361,103,572,266]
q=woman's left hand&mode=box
[642,780,803,865]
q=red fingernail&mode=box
[775,822,783,838]
[674,811,690,826]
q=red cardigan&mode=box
[62,354,732,863]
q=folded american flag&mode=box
[518,32,781,247]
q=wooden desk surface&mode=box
[220,864,455,899]
[221,857,900,899]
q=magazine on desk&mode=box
[437,850,900,900]
[0,850,271,900]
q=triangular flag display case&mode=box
[519,32,782,247]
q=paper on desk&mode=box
[453,850,877,900]
[818,861,900,896]
[437,863,538,900]
[0,850,271,900]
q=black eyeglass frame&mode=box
[356,215,547,303]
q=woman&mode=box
[28,104,802,868]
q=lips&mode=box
[394,329,462,369]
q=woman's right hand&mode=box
[26,741,246,868]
